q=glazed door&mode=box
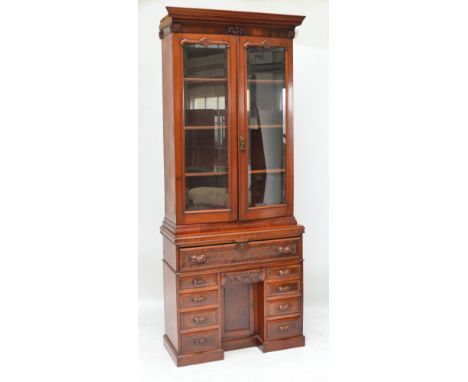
[175,34,238,223]
[238,37,294,220]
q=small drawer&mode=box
[267,264,301,281]
[179,274,217,291]
[267,316,302,341]
[266,297,301,317]
[266,280,301,297]
[180,328,220,354]
[179,238,300,271]
[180,309,218,331]
[180,290,218,309]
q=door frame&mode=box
[237,36,294,221]
[173,33,239,224]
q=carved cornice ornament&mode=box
[227,25,246,36]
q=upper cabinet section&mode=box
[159,8,304,226]
[159,7,305,40]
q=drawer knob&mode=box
[191,296,206,303]
[278,268,290,276]
[190,255,207,265]
[278,285,291,293]
[279,304,290,312]
[278,246,291,254]
[193,316,208,324]
[279,324,290,332]
[192,277,206,286]
[192,337,207,345]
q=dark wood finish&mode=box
[159,7,306,367]
[266,280,301,297]
[267,264,301,281]
[179,237,299,272]
[179,273,217,291]
[180,328,220,354]
[180,308,219,331]
[179,290,218,309]
[266,316,302,341]
[266,296,301,317]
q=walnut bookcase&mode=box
[159,6,306,367]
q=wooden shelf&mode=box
[185,125,227,130]
[185,171,228,177]
[247,79,284,84]
[184,77,227,82]
[248,124,283,129]
[249,169,285,174]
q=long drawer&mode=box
[179,237,300,271]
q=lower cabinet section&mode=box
[162,237,305,367]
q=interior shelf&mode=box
[185,171,228,177]
[184,77,227,82]
[249,169,285,174]
[248,124,283,129]
[247,79,285,84]
[185,125,227,130]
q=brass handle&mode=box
[192,277,206,286]
[278,269,290,276]
[278,246,291,254]
[279,324,290,332]
[278,285,291,293]
[239,136,246,151]
[191,296,206,303]
[192,337,207,345]
[279,304,290,312]
[190,255,207,265]
[193,316,207,324]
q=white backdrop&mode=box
[139,1,328,379]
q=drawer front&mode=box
[180,309,218,331]
[180,328,220,354]
[267,316,302,340]
[179,274,217,291]
[267,264,301,281]
[266,297,301,317]
[179,238,300,271]
[179,290,218,309]
[266,280,301,297]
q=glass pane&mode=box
[184,44,227,78]
[183,43,229,212]
[247,46,287,207]
[186,175,228,210]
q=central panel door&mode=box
[222,284,257,339]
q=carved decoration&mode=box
[171,23,181,33]
[287,29,295,38]
[227,25,246,36]
[222,270,264,287]
[180,37,230,47]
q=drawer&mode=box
[179,238,300,271]
[180,328,220,354]
[179,290,218,309]
[266,280,301,297]
[179,274,217,291]
[266,297,301,317]
[267,316,302,341]
[180,308,218,331]
[267,264,301,281]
